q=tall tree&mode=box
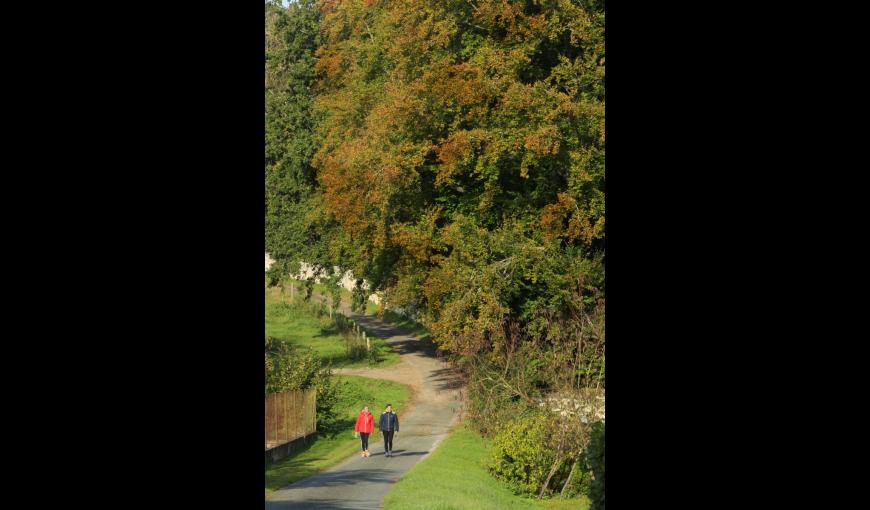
[313,0,605,382]
[265,0,345,281]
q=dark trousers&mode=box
[382,430,394,452]
[360,432,369,451]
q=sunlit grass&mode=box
[265,285,400,368]
[383,425,589,510]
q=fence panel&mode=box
[265,389,317,449]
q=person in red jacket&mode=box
[354,405,375,457]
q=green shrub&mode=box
[487,413,555,496]
[367,343,381,364]
[265,336,321,392]
[346,342,368,361]
[318,315,334,330]
[266,300,293,319]
[574,462,593,498]
[587,422,604,510]
[488,412,590,498]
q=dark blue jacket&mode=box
[379,411,399,432]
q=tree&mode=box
[265,0,347,281]
[313,0,605,372]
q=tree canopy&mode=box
[267,0,604,392]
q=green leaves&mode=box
[266,1,351,277]
[587,421,605,510]
[487,412,590,498]
[265,336,322,393]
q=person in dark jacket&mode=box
[378,404,399,457]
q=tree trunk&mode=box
[560,458,579,497]
[539,454,564,498]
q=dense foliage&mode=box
[265,0,346,280]
[312,1,605,358]
[488,414,562,496]
[488,408,597,498]
[587,421,604,510]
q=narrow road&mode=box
[266,302,465,509]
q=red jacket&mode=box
[354,411,374,433]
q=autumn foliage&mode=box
[310,0,604,363]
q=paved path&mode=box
[266,305,465,509]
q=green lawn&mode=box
[379,309,431,342]
[266,285,400,368]
[281,277,432,342]
[382,425,589,510]
[265,375,411,498]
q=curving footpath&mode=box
[266,309,465,510]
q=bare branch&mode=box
[362,19,375,41]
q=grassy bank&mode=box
[265,375,411,498]
[285,278,433,343]
[382,425,589,510]
[379,309,431,342]
[265,285,400,368]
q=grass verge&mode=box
[266,285,400,368]
[382,425,589,510]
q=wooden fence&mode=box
[265,389,316,450]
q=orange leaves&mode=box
[380,1,456,65]
[314,46,346,84]
[316,0,340,16]
[433,129,494,186]
[540,192,604,245]
[364,82,422,142]
[434,131,472,186]
[391,207,442,264]
[523,125,561,157]
[540,193,570,241]
[315,133,389,242]
[427,61,488,108]
[520,125,560,178]
[476,0,523,30]
[470,0,549,43]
